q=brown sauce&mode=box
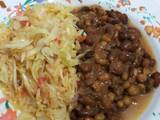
[122,92,154,120]
[122,28,155,120]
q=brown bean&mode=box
[123,96,131,106]
[95,41,108,50]
[142,58,150,67]
[95,50,108,65]
[121,40,139,51]
[107,10,128,24]
[101,15,108,21]
[151,72,160,87]
[138,84,146,93]
[145,78,154,92]
[123,81,131,89]
[79,62,92,72]
[137,74,147,83]
[119,51,133,62]
[70,110,78,120]
[92,81,105,92]
[117,100,124,108]
[95,113,105,120]
[98,73,111,81]
[127,85,141,96]
[115,11,128,24]
[79,6,91,12]
[91,5,106,16]
[150,59,156,67]
[108,92,116,101]
[110,60,124,75]
[128,27,141,40]
[131,68,142,77]
[94,42,108,65]
[80,95,95,106]
[142,58,156,67]
[107,17,120,24]
[101,33,111,42]
[102,94,113,109]
[85,72,96,85]
[122,72,129,81]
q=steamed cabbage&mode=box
[0,3,81,120]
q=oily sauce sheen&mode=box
[122,29,155,120]
[70,5,160,120]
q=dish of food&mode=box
[70,5,160,120]
[0,0,160,120]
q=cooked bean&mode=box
[80,95,95,106]
[123,96,131,106]
[128,27,141,40]
[121,40,139,51]
[92,81,105,92]
[143,58,151,67]
[151,72,160,87]
[108,17,121,24]
[117,100,124,108]
[122,72,129,81]
[107,10,128,24]
[85,72,96,85]
[110,60,124,75]
[150,59,156,67]
[70,110,78,120]
[123,81,131,89]
[127,85,140,96]
[101,33,111,42]
[96,41,108,50]
[98,73,111,81]
[108,92,116,101]
[79,62,92,72]
[91,5,106,16]
[102,95,113,109]
[145,78,154,92]
[95,50,108,65]
[119,51,133,62]
[137,74,147,83]
[79,6,91,12]
[138,84,146,93]
[95,113,105,120]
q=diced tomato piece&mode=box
[77,35,87,42]
[37,75,48,87]
[20,20,30,27]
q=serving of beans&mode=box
[70,5,160,120]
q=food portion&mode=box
[70,5,160,120]
[0,4,81,120]
[0,3,160,120]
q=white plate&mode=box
[0,0,160,120]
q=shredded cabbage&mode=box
[0,3,81,120]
